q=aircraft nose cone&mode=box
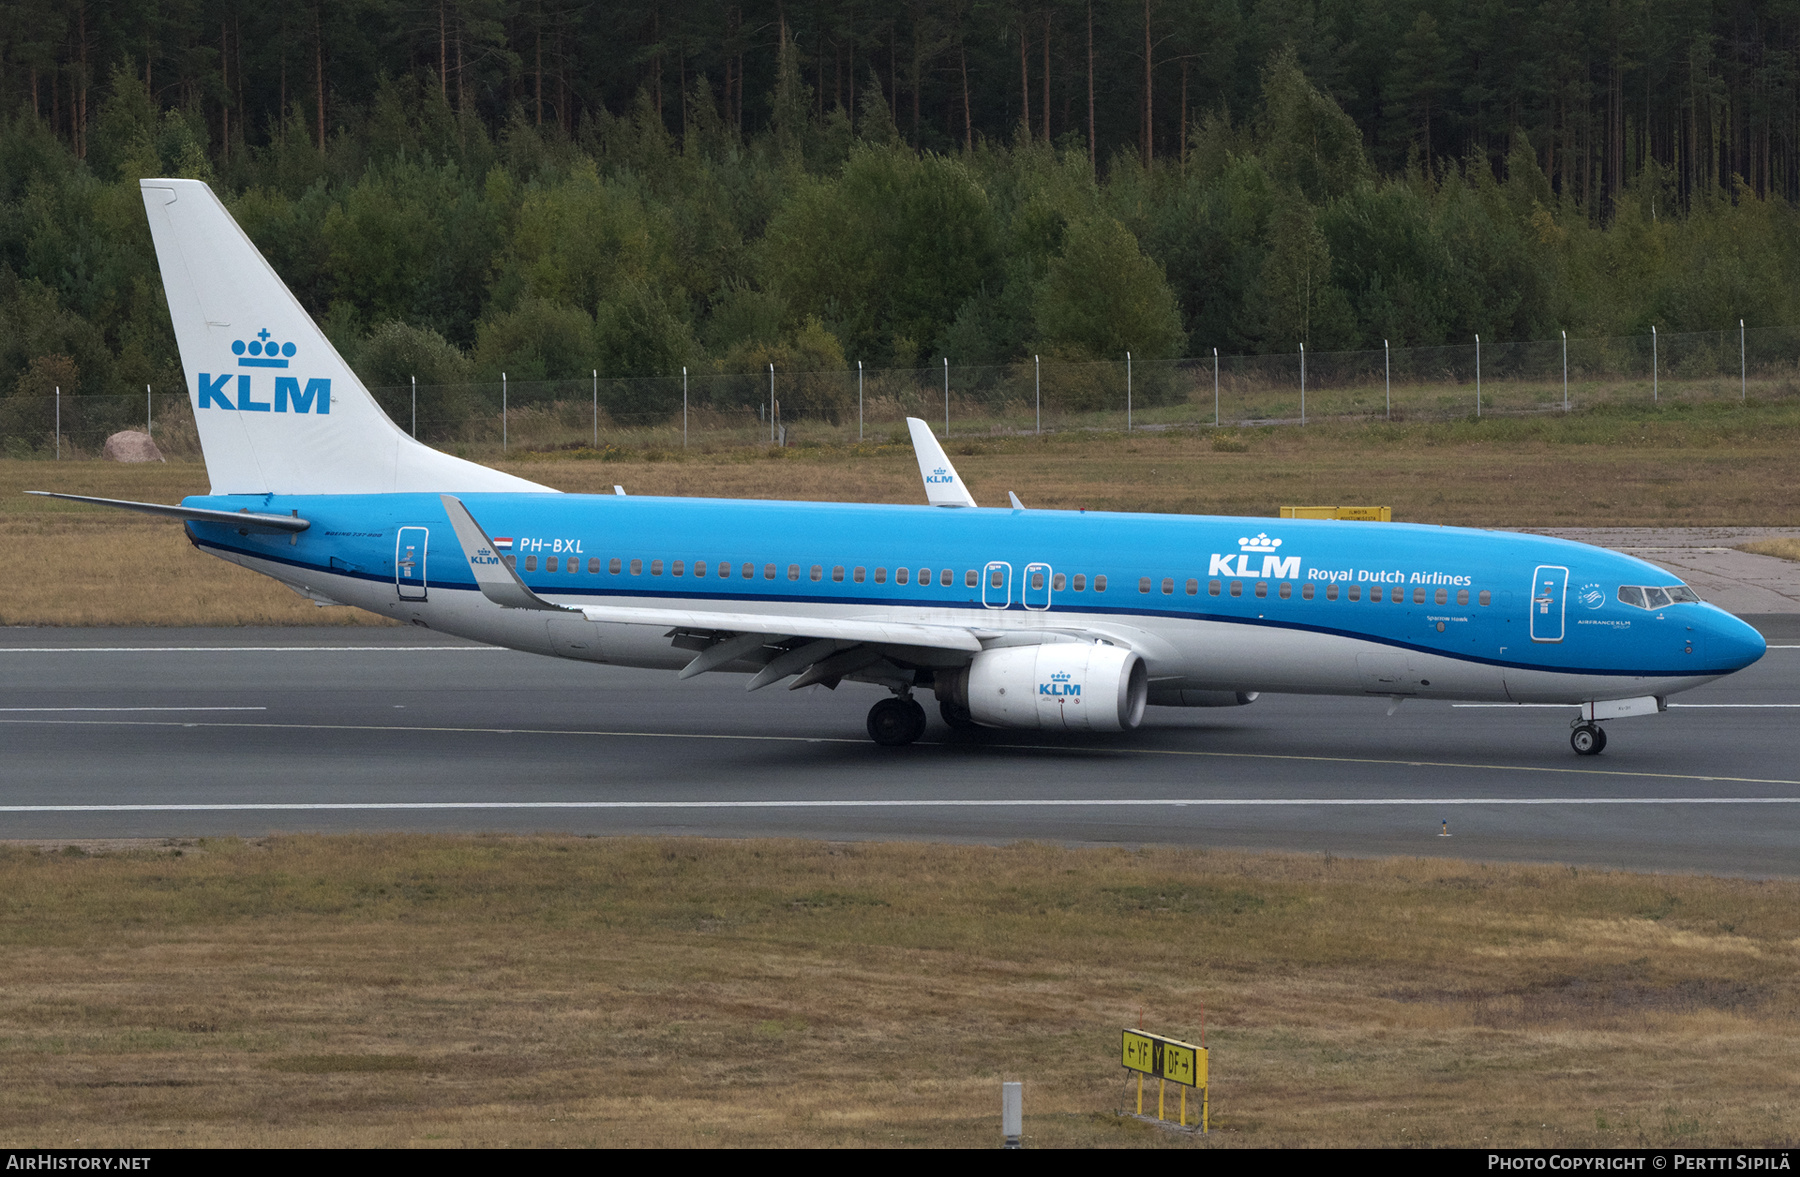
[1706,610,1767,670]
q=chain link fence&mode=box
[8,325,1800,458]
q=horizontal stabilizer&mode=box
[438,494,577,612]
[26,491,309,533]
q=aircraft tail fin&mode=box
[139,179,549,497]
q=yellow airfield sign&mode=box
[1121,1029,1207,1087]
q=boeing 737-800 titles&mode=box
[31,180,1767,753]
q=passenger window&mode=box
[788,564,799,581]
[761,564,773,579]
[672,560,684,576]
[1052,573,1065,590]
[810,566,823,582]
[588,558,600,574]
[1301,584,1315,600]
[1278,583,1292,600]
[1479,589,1491,606]
[875,567,887,584]
[854,567,866,583]
[1255,582,1268,598]
[1186,579,1198,595]
[1162,578,1175,595]
[694,561,707,577]
[1349,585,1361,601]
[1412,587,1425,604]
[741,563,753,579]
[1435,588,1448,605]
[1208,580,1221,596]
[1644,586,1671,608]
[1094,575,1107,592]
[546,556,557,572]
[832,566,844,582]
[610,558,622,574]
[1073,574,1086,591]
[1230,581,1243,597]
[992,568,1006,589]
[526,555,538,571]
[1031,572,1045,590]
[1370,586,1383,602]
[1140,578,1152,594]
[1456,588,1468,606]
[919,568,931,585]
[651,560,663,576]
[1326,584,1339,601]
[505,555,517,570]
[896,567,909,585]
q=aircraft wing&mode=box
[439,494,990,689]
[906,417,977,508]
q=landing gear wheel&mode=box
[868,697,928,746]
[1570,723,1607,756]
[939,700,979,731]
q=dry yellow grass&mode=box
[0,836,1793,1148]
[1741,538,1800,562]
[5,411,1798,625]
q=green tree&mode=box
[1032,215,1184,360]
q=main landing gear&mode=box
[1570,722,1609,756]
[867,695,928,746]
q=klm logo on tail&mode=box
[196,329,330,414]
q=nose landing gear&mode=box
[1570,722,1608,756]
[868,695,928,746]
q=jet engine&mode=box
[936,642,1148,731]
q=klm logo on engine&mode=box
[1040,670,1080,698]
[1208,532,1300,579]
[195,329,330,414]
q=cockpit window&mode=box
[1618,584,1697,609]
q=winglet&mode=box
[905,417,977,508]
[438,494,576,611]
[1008,491,1025,512]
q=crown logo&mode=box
[1050,671,1072,682]
[233,328,295,369]
[1238,532,1282,552]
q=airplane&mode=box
[31,179,1768,754]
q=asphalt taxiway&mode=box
[2,624,1797,874]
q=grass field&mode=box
[0,836,1793,1148]
[4,402,1799,626]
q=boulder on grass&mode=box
[102,431,164,463]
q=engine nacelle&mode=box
[1147,688,1260,708]
[937,642,1148,731]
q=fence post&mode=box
[593,370,598,448]
[943,357,949,437]
[502,372,508,451]
[683,366,688,448]
[411,375,417,437]
[1213,347,1219,427]
[1562,330,1568,412]
[55,385,60,459]
[1652,325,1658,402]
[1298,343,1304,425]
[858,360,864,441]
[1126,351,1132,431]
[1384,339,1390,420]
[147,384,153,437]
[1741,320,1746,402]
[769,363,775,444]
[1475,334,1481,418]
[1034,354,1040,435]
